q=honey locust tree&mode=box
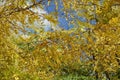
[0,0,120,80]
[61,0,120,79]
[13,0,120,79]
[0,0,54,79]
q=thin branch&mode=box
[0,0,44,18]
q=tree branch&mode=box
[0,0,44,18]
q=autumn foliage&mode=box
[0,0,120,80]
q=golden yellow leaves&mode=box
[13,74,19,80]
[109,17,119,25]
[44,14,58,26]
[92,23,120,77]
[96,7,102,14]
[38,71,54,80]
[1,0,120,79]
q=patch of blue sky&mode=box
[69,24,74,29]
[36,0,41,2]
[45,6,55,13]
[57,0,64,12]
[58,17,69,30]
[44,0,56,13]
[58,11,65,17]
[78,16,87,22]
[90,19,97,25]
[42,0,98,31]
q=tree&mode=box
[61,0,120,79]
[0,0,50,79]
[0,0,120,80]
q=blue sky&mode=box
[37,0,97,30]
[44,0,70,30]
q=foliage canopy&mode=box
[0,0,120,80]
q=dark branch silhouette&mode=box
[0,0,44,18]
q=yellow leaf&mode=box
[109,17,119,24]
